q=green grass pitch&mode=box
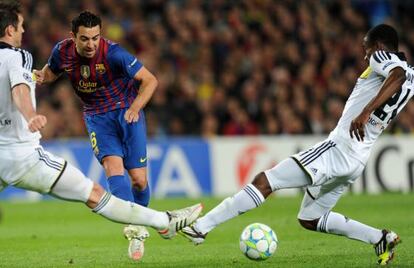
[0,193,413,268]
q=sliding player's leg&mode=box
[298,182,400,265]
[181,157,311,244]
[294,141,401,265]
[49,161,202,238]
[5,147,202,239]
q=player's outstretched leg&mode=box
[181,182,266,244]
[49,163,203,238]
[181,173,270,244]
[299,211,401,265]
[91,188,203,239]
[181,158,310,245]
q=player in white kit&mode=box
[182,24,410,265]
[0,1,202,247]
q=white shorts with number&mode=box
[265,139,365,220]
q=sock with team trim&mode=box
[93,192,168,230]
[317,211,383,244]
[107,175,134,202]
[195,184,265,234]
[132,183,150,207]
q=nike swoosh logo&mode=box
[140,157,147,163]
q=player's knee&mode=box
[102,157,124,176]
[298,218,319,231]
[251,172,272,198]
[130,175,147,190]
[86,182,105,209]
[129,168,148,190]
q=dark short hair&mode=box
[0,0,21,38]
[71,11,101,35]
[366,24,399,51]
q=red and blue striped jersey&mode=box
[47,38,143,115]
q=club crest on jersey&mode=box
[95,63,106,74]
[23,72,33,83]
[80,65,90,79]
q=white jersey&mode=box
[329,50,414,163]
[0,42,40,147]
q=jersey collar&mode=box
[0,41,13,49]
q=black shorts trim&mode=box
[306,188,316,200]
[49,160,67,191]
[290,156,313,184]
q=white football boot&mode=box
[158,203,203,239]
[123,225,150,261]
[180,224,207,245]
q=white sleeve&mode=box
[7,50,34,89]
[369,51,405,78]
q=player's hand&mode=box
[33,69,44,85]
[124,107,140,123]
[349,111,370,142]
[28,114,47,132]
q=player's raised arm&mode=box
[11,83,47,132]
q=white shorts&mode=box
[0,145,66,193]
[291,140,364,187]
[0,144,94,202]
[265,139,365,220]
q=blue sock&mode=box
[132,184,150,207]
[107,175,134,202]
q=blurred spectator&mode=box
[201,113,219,138]
[18,0,414,138]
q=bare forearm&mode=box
[363,67,406,113]
[12,84,36,121]
[131,77,158,110]
[12,84,47,132]
[40,64,58,83]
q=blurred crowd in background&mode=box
[19,0,414,139]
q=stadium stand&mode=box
[21,0,414,138]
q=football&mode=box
[239,223,278,261]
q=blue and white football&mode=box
[239,223,278,261]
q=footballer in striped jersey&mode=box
[34,11,158,261]
[181,24,409,266]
